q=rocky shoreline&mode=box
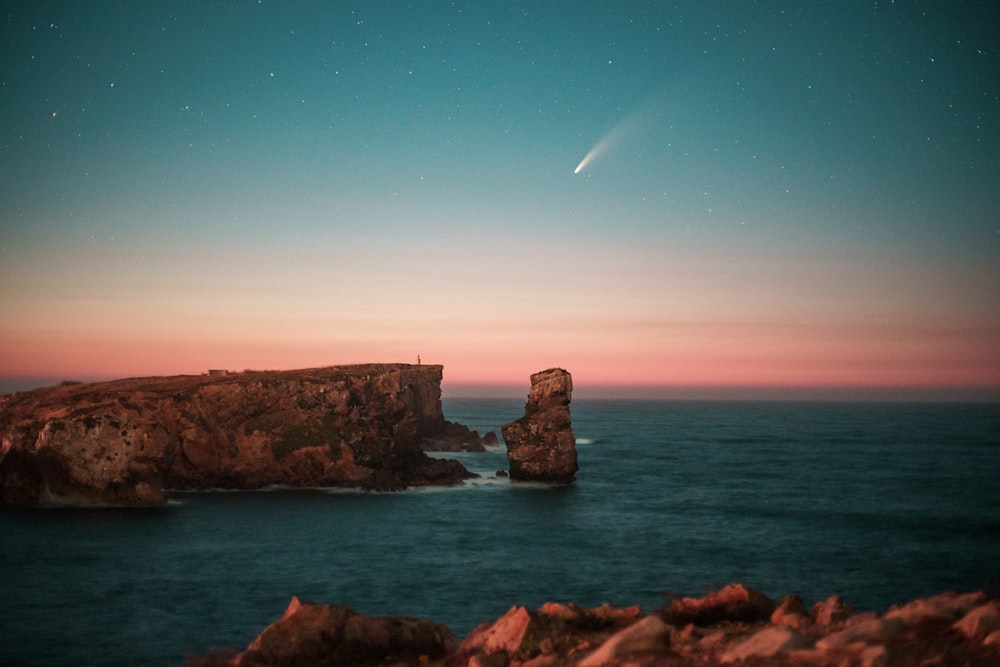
[188,584,1000,666]
[0,364,581,506]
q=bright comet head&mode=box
[574,150,596,174]
[573,132,615,174]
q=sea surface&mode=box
[2,399,999,666]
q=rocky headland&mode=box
[0,364,478,505]
[501,368,578,484]
[189,584,1000,667]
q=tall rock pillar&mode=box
[501,368,578,484]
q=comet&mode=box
[574,131,617,174]
[573,92,667,174]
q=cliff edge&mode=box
[0,364,475,506]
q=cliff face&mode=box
[0,364,473,506]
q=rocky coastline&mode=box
[6,369,996,664]
[0,364,479,505]
[0,364,582,505]
[189,584,1000,667]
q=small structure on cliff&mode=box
[501,368,578,484]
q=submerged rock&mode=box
[500,368,577,484]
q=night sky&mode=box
[2,1,998,398]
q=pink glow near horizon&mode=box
[3,281,997,398]
[2,208,998,397]
[0,231,1000,396]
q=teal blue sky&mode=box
[2,2,999,398]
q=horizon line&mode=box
[2,374,997,404]
[442,382,1000,403]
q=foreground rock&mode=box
[501,368,578,484]
[224,596,458,667]
[457,602,643,663]
[194,586,1000,666]
[662,583,776,626]
[0,364,476,505]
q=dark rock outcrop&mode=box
[457,602,642,664]
[0,364,476,506]
[770,593,813,630]
[661,583,776,626]
[228,596,458,667]
[500,368,577,484]
[420,420,493,452]
[812,593,855,626]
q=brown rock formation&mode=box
[577,615,671,667]
[194,585,1000,666]
[457,602,642,664]
[953,601,1000,639]
[812,593,855,627]
[228,596,457,667]
[0,364,476,506]
[500,368,577,484]
[661,583,776,626]
[770,594,813,630]
[719,624,812,663]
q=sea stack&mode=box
[501,368,578,484]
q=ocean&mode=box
[2,399,998,666]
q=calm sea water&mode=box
[2,399,998,667]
